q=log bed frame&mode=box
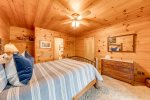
[67,56,98,100]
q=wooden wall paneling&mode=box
[75,16,150,84]
[10,26,34,40]
[0,11,10,52]
[9,41,34,55]
[0,0,149,84]
[34,27,75,63]
[10,26,34,56]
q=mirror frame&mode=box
[107,34,137,53]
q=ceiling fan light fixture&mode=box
[72,20,80,28]
[72,20,76,27]
[76,21,80,27]
[77,16,82,20]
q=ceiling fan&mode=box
[62,10,92,28]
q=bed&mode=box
[0,56,103,100]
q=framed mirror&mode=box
[107,34,136,52]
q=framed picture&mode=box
[108,37,116,43]
[40,41,51,48]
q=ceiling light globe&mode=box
[72,20,76,27]
[76,21,80,27]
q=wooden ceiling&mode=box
[0,0,150,36]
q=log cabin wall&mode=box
[75,16,150,85]
[0,0,149,84]
[35,27,75,63]
[0,17,10,54]
[10,26,34,56]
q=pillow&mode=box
[5,54,33,86]
[5,56,24,86]
[0,53,10,64]
[22,51,34,66]
[0,64,7,93]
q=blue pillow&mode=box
[13,54,33,85]
[24,51,34,66]
[5,56,23,86]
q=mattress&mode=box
[0,58,103,100]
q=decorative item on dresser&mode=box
[101,58,134,85]
[145,78,150,88]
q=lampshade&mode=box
[4,43,18,53]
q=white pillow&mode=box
[0,64,7,93]
[5,57,23,86]
[0,53,9,64]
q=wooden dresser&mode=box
[101,59,134,85]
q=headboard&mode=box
[67,56,98,68]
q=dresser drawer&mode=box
[102,68,133,80]
[102,60,119,65]
[102,68,134,83]
[103,60,133,68]
[121,67,133,74]
[121,62,134,69]
[101,59,134,84]
[103,64,133,74]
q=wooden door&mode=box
[84,37,94,60]
[54,38,64,60]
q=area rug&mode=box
[80,75,150,100]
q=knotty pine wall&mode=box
[35,27,75,63]
[75,17,150,84]
[0,17,9,53]
[10,26,34,56]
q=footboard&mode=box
[67,56,100,100]
[68,56,98,68]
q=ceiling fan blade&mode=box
[62,21,72,24]
[83,18,104,25]
[66,13,73,19]
[61,19,72,24]
[81,10,91,17]
[79,20,90,27]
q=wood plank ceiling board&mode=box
[7,0,23,26]
[34,0,54,27]
[0,0,15,25]
[0,0,150,36]
[43,1,68,28]
[23,0,37,29]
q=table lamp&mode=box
[4,43,18,55]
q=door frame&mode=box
[54,37,64,60]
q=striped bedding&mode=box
[0,58,103,100]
